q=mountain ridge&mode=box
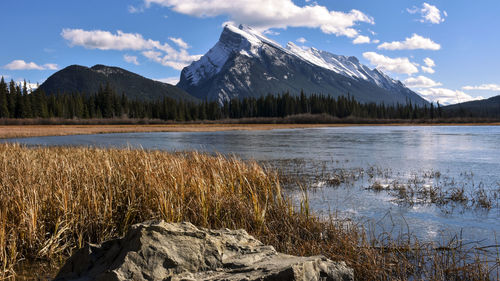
[38,64,197,101]
[444,94,500,117]
[177,24,428,106]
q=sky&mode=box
[1,0,499,105]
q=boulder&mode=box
[54,221,353,281]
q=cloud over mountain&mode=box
[144,0,373,38]
[378,34,440,51]
[404,76,442,88]
[362,52,418,75]
[462,84,500,91]
[61,29,201,70]
[4,60,58,71]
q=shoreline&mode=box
[1,122,500,139]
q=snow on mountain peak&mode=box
[182,24,286,86]
[284,42,402,90]
[182,23,403,93]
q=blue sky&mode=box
[1,0,499,104]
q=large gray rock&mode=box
[54,221,353,281]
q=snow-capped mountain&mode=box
[178,24,428,105]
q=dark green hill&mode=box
[38,64,197,101]
[444,95,500,117]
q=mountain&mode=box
[444,95,500,117]
[177,24,428,106]
[38,64,196,101]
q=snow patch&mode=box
[183,24,290,87]
[93,67,123,77]
[285,42,401,91]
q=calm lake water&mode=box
[4,126,500,246]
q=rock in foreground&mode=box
[54,221,353,281]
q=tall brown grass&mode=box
[0,144,497,280]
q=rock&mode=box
[54,221,353,281]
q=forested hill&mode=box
[0,77,445,121]
[444,95,500,117]
[0,76,497,121]
[38,64,197,102]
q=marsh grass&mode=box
[311,164,500,211]
[0,144,498,280]
[366,177,499,211]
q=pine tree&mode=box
[437,102,442,118]
[20,81,33,118]
[8,80,17,118]
[0,77,9,118]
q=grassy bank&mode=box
[0,144,497,280]
[0,123,334,139]
[2,118,500,139]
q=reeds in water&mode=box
[0,144,496,280]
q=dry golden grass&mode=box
[0,144,497,280]
[2,122,500,139]
[0,124,337,139]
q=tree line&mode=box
[0,77,480,121]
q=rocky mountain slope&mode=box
[178,24,428,106]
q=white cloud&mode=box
[421,3,445,24]
[128,5,144,13]
[4,60,58,70]
[421,66,435,74]
[263,30,280,35]
[61,29,170,51]
[155,76,180,85]
[462,84,500,91]
[404,75,441,88]
[61,29,201,70]
[144,0,374,38]
[362,52,418,75]
[43,63,59,70]
[142,50,201,70]
[352,35,370,44]
[423,57,435,67]
[378,34,440,50]
[296,37,307,44]
[421,57,436,73]
[169,37,189,49]
[407,3,446,24]
[124,54,140,65]
[418,88,483,105]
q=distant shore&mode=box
[2,121,500,139]
[0,124,330,139]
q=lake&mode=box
[3,125,499,246]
